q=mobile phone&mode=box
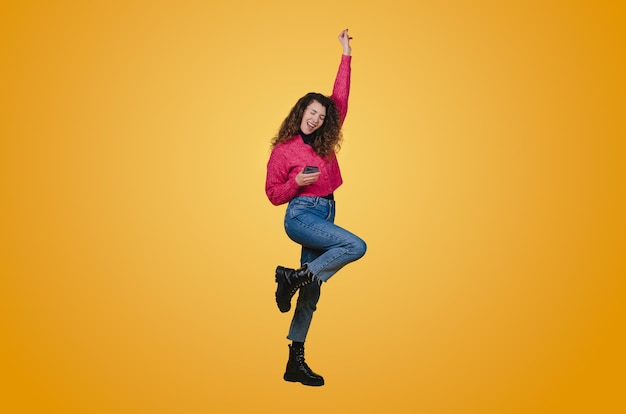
[303,166,319,174]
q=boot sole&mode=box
[275,266,291,313]
[283,373,324,386]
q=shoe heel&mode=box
[283,373,298,382]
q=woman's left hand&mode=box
[338,29,352,55]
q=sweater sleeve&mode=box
[330,54,352,125]
[265,146,301,206]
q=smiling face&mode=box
[300,100,326,135]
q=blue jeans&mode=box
[284,196,367,342]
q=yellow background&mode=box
[1,1,624,413]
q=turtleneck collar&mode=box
[299,130,314,146]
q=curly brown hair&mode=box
[271,92,342,158]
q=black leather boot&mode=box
[283,344,324,386]
[275,265,314,313]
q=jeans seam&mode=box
[290,214,343,246]
[311,248,349,280]
[289,214,357,279]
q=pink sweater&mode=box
[265,54,352,206]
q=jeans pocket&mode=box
[288,197,317,219]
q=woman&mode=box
[265,29,367,387]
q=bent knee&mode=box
[351,237,367,259]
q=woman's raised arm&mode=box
[331,29,353,124]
